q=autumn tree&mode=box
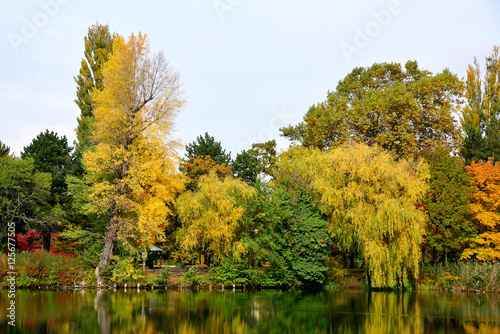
[461,158,500,260]
[461,46,500,164]
[181,133,232,190]
[275,143,429,288]
[181,155,232,191]
[175,171,255,265]
[420,148,474,264]
[83,32,185,285]
[281,61,462,159]
[21,130,73,251]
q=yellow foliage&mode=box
[175,171,256,262]
[83,32,185,249]
[276,142,429,288]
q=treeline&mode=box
[1,23,500,289]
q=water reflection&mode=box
[0,289,499,333]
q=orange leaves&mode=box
[462,158,500,260]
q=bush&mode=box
[146,270,171,287]
[181,267,207,287]
[326,257,348,285]
[209,259,258,286]
[2,252,84,288]
[258,265,294,287]
[109,258,144,285]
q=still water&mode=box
[0,289,499,333]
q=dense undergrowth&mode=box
[1,252,499,293]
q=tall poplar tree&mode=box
[74,23,114,157]
[461,46,500,163]
[84,32,185,285]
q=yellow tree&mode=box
[84,32,185,285]
[275,143,429,288]
[462,158,500,260]
[175,171,256,264]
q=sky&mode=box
[1,0,499,158]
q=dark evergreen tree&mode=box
[0,141,10,157]
[184,132,231,166]
[21,130,73,251]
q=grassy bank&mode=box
[418,261,500,292]
[2,253,500,293]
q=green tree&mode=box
[74,23,114,150]
[269,190,330,287]
[420,148,475,264]
[282,61,462,159]
[0,141,10,157]
[232,140,277,185]
[275,143,429,288]
[0,156,51,244]
[232,150,260,185]
[74,23,114,177]
[184,132,231,166]
[21,130,73,251]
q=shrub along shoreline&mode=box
[1,252,499,293]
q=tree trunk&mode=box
[95,218,120,287]
[40,230,51,252]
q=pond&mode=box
[1,289,499,333]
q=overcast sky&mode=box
[1,0,499,157]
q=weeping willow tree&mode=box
[175,171,256,265]
[275,143,429,288]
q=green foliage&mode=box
[422,261,500,292]
[146,270,171,287]
[282,61,462,158]
[420,148,475,263]
[3,252,84,288]
[0,140,10,157]
[282,201,330,286]
[0,156,51,242]
[275,143,429,288]
[325,257,349,284]
[232,149,260,185]
[59,229,104,269]
[461,46,500,164]
[109,258,143,285]
[209,258,258,286]
[74,23,114,154]
[184,132,231,166]
[21,130,73,201]
[232,140,278,185]
[246,186,330,288]
[181,267,207,287]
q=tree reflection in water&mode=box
[1,289,499,333]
